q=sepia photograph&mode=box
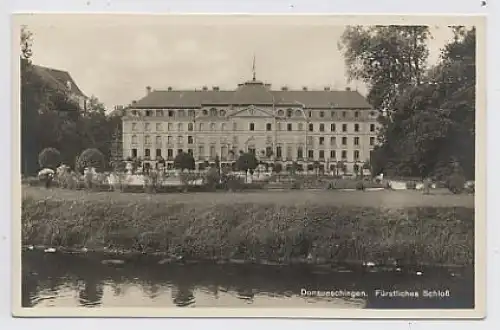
[12,14,485,318]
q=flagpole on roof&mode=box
[252,54,256,81]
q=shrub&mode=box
[76,148,106,172]
[174,152,195,171]
[406,181,417,190]
[38,148,61,169]
[355,181,365,191]
[205,167,220,190]
[225,175,245,191]
[447,172,466,194]
[291,180,303,190]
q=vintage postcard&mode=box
[12,14,486,318]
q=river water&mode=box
[21,251,474,309]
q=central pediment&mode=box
[229,105,274,118]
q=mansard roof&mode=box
[132,79,372,109]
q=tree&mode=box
[236,152,258,173]
[273,162,283,174]
[338,25,431,113]
[173,152,195,171]
[76,148,106,172]
[38,147,61,169]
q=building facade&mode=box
[122,77,379,173]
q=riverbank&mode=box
[21,186,475,267]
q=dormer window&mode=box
[277,110,284,117]
[66,81,72,90]
[210,108,217,116]
[145,110,152,117]
[203,109,208,116]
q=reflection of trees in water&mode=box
[236,288,255,303]
[78,276,104,307]
[171,283,195,307]
[21,274,38,307]
[142,282,161,299]
[111,282,127,297]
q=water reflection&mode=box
[21,251,474,309]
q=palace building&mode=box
[121,72,379,173]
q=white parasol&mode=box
[38,168,55,177]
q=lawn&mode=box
[22,185,474,209]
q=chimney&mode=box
[324,86,331,91]
[345,87,351,91]
[212,86,219,91]
[167,86,173,91]
[281,86,288,91]
[302,86,308,91]
[146,86,152,94]
[202,86,208,91]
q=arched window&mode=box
[295,110,302,117]
[210,108,217,116]
[277,110,284,117]
[220,110,226,116]
[286,109,293,117]
[202,109,208,115]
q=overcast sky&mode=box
[22,15,457,110]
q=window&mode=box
[210,123,216,131]
[248,147,256,155]
[308,111,312,118]
[221,123,226,131]
[330,150,336,159]
[167,149,173,158]
[286,145,292,159]
[341,150,347,159]
[188,110,195,117]
[342,111,347,118]
[287,109,293,117]
[132,123,137,131]
[319,123,325,132]
[342,137,347,145]
[330,123,336,132]
[131,135,138,145]
[354,150,360,160]
[320,111,325,118]
[178,123,183,131]
[330,137,336,145]
[210,145,216,157]
[168,123,173,131]
[319,137,325,145]
[319,150,325,159]
[370,124,376,132]
[188,123,193,131]
[309,123,314,132]
[266,146,273,157]
[295,110,302,117]
[308,150,314,159]
[156,123,162,131]
[220,110,226,116]
[342,124,347,132]
[354,111,359,118]
[167,136,172,144]
[145,148,151,158]
[354,137,360,145]
[210,108,217,116]
[298,123,304,131]
[278,110,284,116]
[177,136,183,144]
[267,136,273,143]
[131,110,138,116]
[370,137,375,145]
[145,123,150,131]
[307,136,313,146]
[249,123,255,131]
[266,123,272,131]
[354,124,359,132]
[276,146,282,158]
[198,146,204,157]
[156,149,162,157]
[132,148,137,158]
[277,123,282,131]
[199,123,204,131]
[297,147,303,159]
[233,122,238,131]
[155,136,161,145]
[202,109,208,116]
[188,136,194,144]
[145,110,152,117]
[177,149,183,155]
[155,110,163,117]
[145,135,151,145]
[287,123,292,131]
[168,110,174,117]
[187,149,193,156]
[233,136,238,144]
[370,111,376,117]
[330,111,335,118]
